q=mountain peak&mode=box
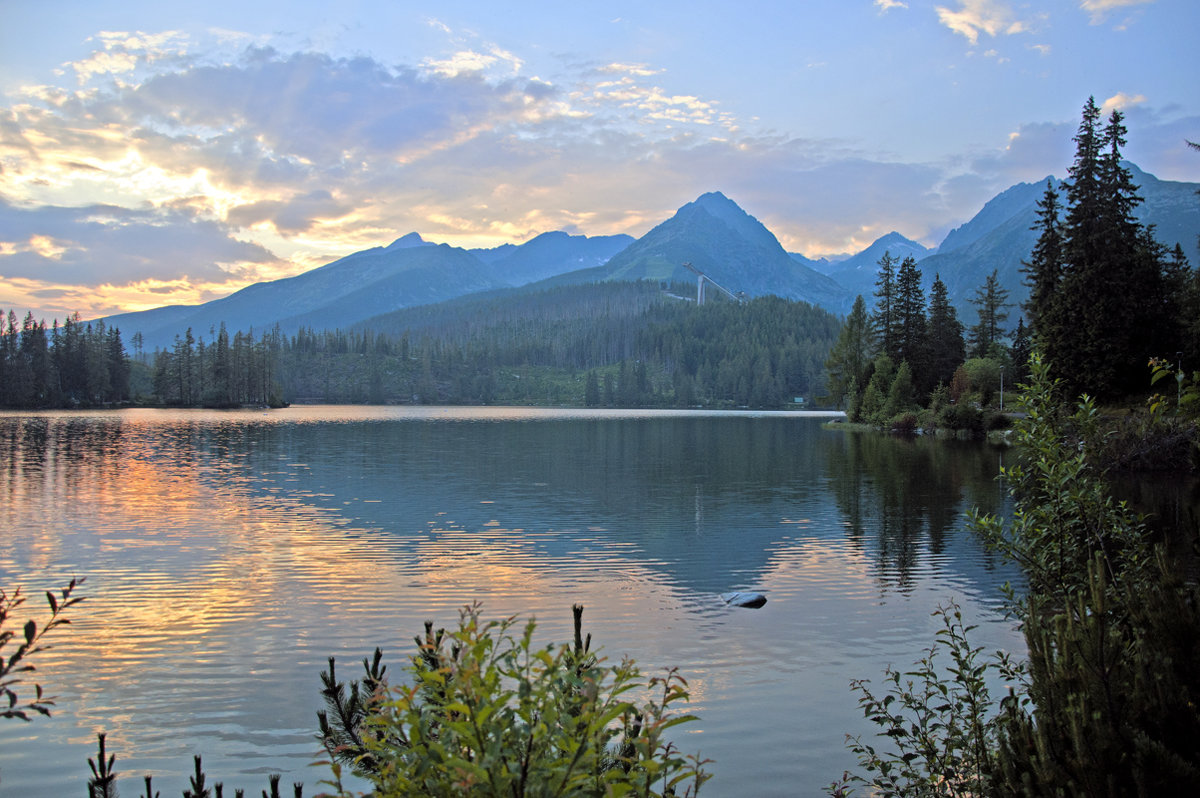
[677,191,783,255]
[385,232,432,250]
[694,190,734,207]
[864,231,928,258]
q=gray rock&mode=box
[720,591,767,609]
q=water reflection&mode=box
[824,430,1012,593]
[0,408,1022,797]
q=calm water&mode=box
[0,407,1021,796]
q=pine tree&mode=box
[871,251,901,361]
[1009,317,1032,384]
[893,255,929,382]
[584,370,600,406]
[1046,98,1174,397]
[926,274,965,393]
[967,270,1010,360]
[1022,179,1064,346]
[1171,243,1200,367]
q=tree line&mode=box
[140,282,839,409]
[0,312,130,408]
[3,282,840,411]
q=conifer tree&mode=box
[871,251,901,361]
[967,269,1010,360]
[1022,179,1064,346]
[1008,317,1032,384]
[893,256,929,380]
[1043,97,1174,397]
[926,274,965,392]
[584,370,600,406]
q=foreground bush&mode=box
[319,603,709,797]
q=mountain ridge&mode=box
[100,165,1199,349]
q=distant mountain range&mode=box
[103,163,1199,350]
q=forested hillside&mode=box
[146,281,840,408]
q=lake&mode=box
[0,406,1022,796]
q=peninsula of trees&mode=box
[825,97,1199,431]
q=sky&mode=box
[1,0,1197,322]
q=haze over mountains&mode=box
[105,164,1199,351]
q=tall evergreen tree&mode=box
[1037,98,1177,397]
[1022,179,1064,343]
[1009,317,1033,384]
[584,370,600,406]
[926,274,965,392]
[967,270,1010,359]
[871,251,901,361]
[893,255,929,381]
[1171,243,1200,368]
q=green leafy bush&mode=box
[320,603,710,797]
[936,401,983,435]
[888,412,919,436]
[840,603,1020,798]
[982,411,1010,433]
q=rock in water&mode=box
[720,591,767,609]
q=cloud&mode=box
[1101,92,1147,114]
[935,0,1031,45]
[0,198,277,287]
[576,63,737,130]
[597,63,664,77]
[420,46,524,78]
[66,30,190,83]
[874,0,909,12]
[971,120,1075,183]
[1079,0,1154,25]
[225,190,353,235]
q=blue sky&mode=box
[1,0,1196,321]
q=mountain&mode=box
[937,179,1052,255]
[486,231,634,286]
[106,234,505,350]
[823,232,932,301]
[916,191,1046,304]
[103,231,632,351]
[596,191,850,310]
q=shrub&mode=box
[320,603,710,797]
[982,411,1010,432]
[936,401,983,435]
[840,603,1018,798]
[888,412,919,436]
